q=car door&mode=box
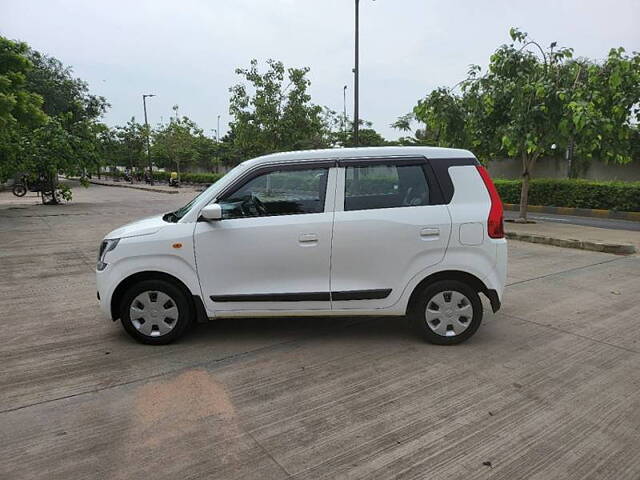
[330,157,451,311]
[194,162,336,314]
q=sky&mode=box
[2,0,639,140]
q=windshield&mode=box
[164,186,213,222]
[163,164,245,222]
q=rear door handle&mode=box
[420,227,440,240]
[299,233,318,244]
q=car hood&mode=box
[105,214,167,239]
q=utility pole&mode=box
[353,0,360,147]
[142,94,155,185]
[217,115,221,142]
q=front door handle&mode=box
[420,227,440,240]
[299,233,319,244]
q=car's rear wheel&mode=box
[411,280,483,345]
[120,279,192,344]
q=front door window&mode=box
[219,168,329,219]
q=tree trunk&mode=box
[518,152,539,221]
[566,138,575,178]
[519,170,530,221]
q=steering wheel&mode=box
[241,193,268,216]
[251,194,268,215]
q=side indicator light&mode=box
[172,243,183,249]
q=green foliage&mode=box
[0,36,47,180]
[409,28,640,219]
[228,59,330,158]
[329,116,388,147]
[152,116,208,177]
[25,49,108,121]
[58,183,73,201]
[413,88,470,148]
[113,118,147,170]
[150,170,223,184]
[494,178,640,212]
[558,48,640,173]
[0,36,108,200]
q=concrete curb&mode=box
[505,231,636,255]
[504,203,640,222]
[86,179,179,194]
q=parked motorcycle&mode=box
[12,173,63,204]
[12,174,46,197]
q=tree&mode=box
[25,50,108,121]
[113,118,147,173]
[0,37,47,180]
[331,117,387,147]
[228,59,329,159]
[558,48,640,177]
[1,37,110,202]
[152,116,203,178]
[24,47,109,192]
[193,134,222,172]
[410,28,640,220]
[412,88,471,148]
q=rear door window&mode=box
[344,163,431,211]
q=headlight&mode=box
[97,238,120,271]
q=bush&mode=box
[494,178,640,212]
[151,171,223,185]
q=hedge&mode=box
[151,171,224,184]
[494,178,640,212]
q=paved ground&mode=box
[1,183,639,480]
[505,217,640,253]
[505,210,640,232]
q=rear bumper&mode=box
[481,238,507,312]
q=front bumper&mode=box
[96,268,115,320]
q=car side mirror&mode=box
[200,204,222,221]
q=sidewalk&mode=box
[505,220,638,254]
[84,178,199,194]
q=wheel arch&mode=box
[110,271,208,323]
[406,270,500,315]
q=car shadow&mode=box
[182,315,418,346]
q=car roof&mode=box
[241,146,475,168]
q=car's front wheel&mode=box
[411,280,483,345]
[120,279,193,344]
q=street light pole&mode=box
[343,85,348,139]
[142,94,155,185]
[353,0,359,147]
[217,115,221,142]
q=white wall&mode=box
[487,157,640,181]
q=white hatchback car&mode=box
[97,146,507,345]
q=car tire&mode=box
[119,279,193,345]
[410,280,483,345]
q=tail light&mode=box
[476,166,504,239]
